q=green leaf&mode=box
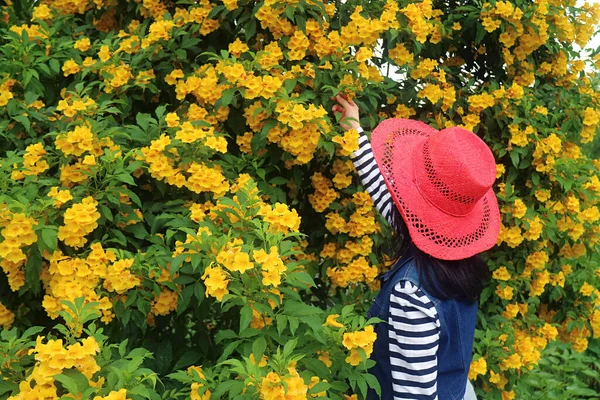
[509,150,520,168]
[284,301,322,316]
[25,246,42,295]
[364,373,381,397]
[218,340,243,363]
[116,173,136,186]
[49,59,60,74]
[40,226,58,252]
[282,337,298,358]
[13,115,30,133]
[239,305,253,334]
[308,382,330,395]
[53,369,90,395]
[0,381,18,397]
[155,105,167,119]
[252,336,267,362]
[220,88,236,107]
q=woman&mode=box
[332,95,499,400]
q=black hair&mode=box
[386,204,490,303]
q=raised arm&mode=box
[331,94,395,227]
[351,127,394,227]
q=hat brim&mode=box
[370,118,500,260]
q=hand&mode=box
[331,94,361,131]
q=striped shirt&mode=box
[351,127,442,400]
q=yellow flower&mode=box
[62,59,82,76]
[355,47,373,63]
[496,164,505,178]
[98,45,111,62]
[580,282,594,297]
[317,351,332,368]
[495,285,514,300]
[512,199,527,218]
[201,266,229,301]
[74,37,92,52]
[0,301,15,329]
[468,357,487,380]
[502,391,515,400]
[229,251,254,273]
[492,266,511,281]
[32,4,52,20]
[228,38,249,57]
[332,129,359,157]
[502,304,520,319]
[165,112,180,127]
[499,353,522,370]
[323,314,344,328]
[345,348,362,366]
[48,187,73,207]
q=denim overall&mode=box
[366,244,478,400]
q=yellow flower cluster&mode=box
[522,216,544,240]
[256,42,284,70]
[175,66,227,105]
[330,159,355,190]
[0,212,37,291]
[342,326,377,366]
[94,389,131,400]
[56,96,96,118]
[497,224,524,248]
[259,203,301,234]
[253,246,287,287]
[258,100,329,165]
[332,129,359,157]
[57,196,100,249]
[0,300,15,329]
[260,366,308,400]
[468,92,496,113]
[327,257,378,289]
[55,125,95,156]
[500,325,558,371]
[581,107,600,143]
[189,366,211,400]
[139,135,185,187]
[8,336,101,400]
[468,357,487,380]
[202,265,229,301]
[42,244,138,324]
[308,173,339,212]
[139,134,230,197]
[62,59,82,76]
[341,2,400,47]
[186,162,230,197]
[104,259,142,294]
[151,288,179,316]
[401,0,442,44]
[287,30,310,60]
[21,143,49,176]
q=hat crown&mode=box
[413,127,496,216]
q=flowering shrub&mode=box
[0,0,599,398]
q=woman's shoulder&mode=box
[390,278,439,320]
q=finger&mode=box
[335,95,350,108]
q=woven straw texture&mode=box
[370,118,500,260]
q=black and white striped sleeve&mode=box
[350,127,394,226]
[388,281,441,400]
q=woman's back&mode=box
[367,245,478,400]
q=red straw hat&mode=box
[370,118,501,260]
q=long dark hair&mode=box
[386,204,490,303]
